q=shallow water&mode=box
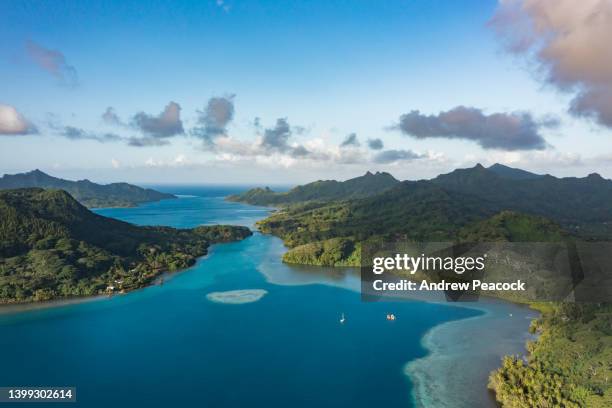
[0,187,533,407]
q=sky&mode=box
[1,0,611,185]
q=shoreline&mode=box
[234,197,540,408]
[0,244,217,315]
[3,195,539,408]
[251,229,537,408]
[405,298,537,408]
[406,309,492,408]
[0,293,109,315]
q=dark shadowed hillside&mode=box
[432,164,612,236]
[487,163,542,180]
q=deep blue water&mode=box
[0,187,532,407]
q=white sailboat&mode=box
[340,313,346,324]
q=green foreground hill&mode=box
[0,169,176,208]
[0,188,252,303]
[490,302,612,408]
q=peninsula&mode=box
[0,188,252,303]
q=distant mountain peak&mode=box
[587,172,604,180]
[359,170,396,180]
[487,163,541,180]
[27,169,50,177]
[228,169,399,206]
[0,169,175,207]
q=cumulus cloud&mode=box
[192,96,235,146]
[61,126,122,143]
[340,132,360,147]
[25,41,78,87]
[0,104,37,135]
[292,145,311,157]
[394,106,551,151]
[479,150,585,174]
[367,138,384,150]
[259,118,313,157]
[132,101,184,139]
[102,107,124,126]
[127,137,170,147]
[145,154,190,167]
[209,120,361,165]
[45,115,121,143]
[261,118,292,152]
[490,0,612,128]
[293,125,309,135]
[373,149,424,164]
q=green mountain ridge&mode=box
[0,188,252,303]
[237,165,612,407]
[227,171,399,205]
[487,163,542,180]
[242,163,612,267]
[0,169,176,208]
[432,164,612,235]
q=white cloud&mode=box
[0,104,37,135]
[474,149,583,171]
[491,0,612,128]
[144,154,192,168]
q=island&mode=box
[228,163,612,407]
[0,188,252,303]
[0,169,176,208]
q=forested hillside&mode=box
[0,188,251,303]
[230,165,612,407]
[252,164,612,266]
[227,171,399,205]
[432,164,612,237]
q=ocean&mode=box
[0,186,535,407]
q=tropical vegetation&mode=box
[229,163,612,406]
[0,188,251,303]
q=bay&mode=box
[0,187,534,407]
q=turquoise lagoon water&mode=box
[0,187,535,407]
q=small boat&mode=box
[386,314,396,321]
[340,313,346,324]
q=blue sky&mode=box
[1,0,611,184]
